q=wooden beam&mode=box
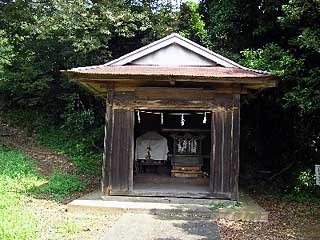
[102,91,114,195]
[135,87,247,99]
[72,73,277,86]
[231,94,240,201]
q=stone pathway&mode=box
[103,213,220,240]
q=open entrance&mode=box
[133,110,212,197]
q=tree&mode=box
[0,0,141,112]
[179,1,209,46]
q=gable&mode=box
[105,33,242,68]
[129,44,217,66]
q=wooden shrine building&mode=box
[65,33,277,200]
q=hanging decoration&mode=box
[161,112,164,125]
[137,110,141,123]
[181,114,185,126]
[203,112,207,124]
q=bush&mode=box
[41,171,86,201]
[36,127,103,176]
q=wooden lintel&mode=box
[135,87,246,97]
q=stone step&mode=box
[67,191,269,222]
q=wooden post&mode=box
[102,91,114,195]
[210,94,240,200]
[231,94,240,200]
[102,93,135,195]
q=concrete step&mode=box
[67,191,268,222]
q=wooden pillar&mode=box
[231,94,240,200]
[102,91,135,195]
[102,92,114,195]
[210,94,240,200]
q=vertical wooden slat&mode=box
[231,94,240,200]
[102,108,135,195]
[211,95,239,200]
[128,110,135,191]
[102,91,114,195]
[223,111,232,193]
[111,109,121,190]
[121,109,129,191]
[211,111,223,193]
[210,112,215,193]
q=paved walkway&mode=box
[103,213,220,240]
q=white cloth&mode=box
[135,131,168,161]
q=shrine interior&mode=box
[133,110,212,194]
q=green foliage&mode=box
[0,0,142,110]
[62,94,95,133]
[240,43,320,113]
[37,127,103,176]
[41,171,86,201]
[240,43,302,75]
[0,145,42,240]
[282,68,320,113]
[202,0,284,52]
[179,1,209,46]
[279,0,320,51]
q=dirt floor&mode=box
[1,119,319,240]
[217,194,320,240]
[26,198,122,240]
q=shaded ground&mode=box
[217,194,320,240]
[104,213,219,240]
[0,118,76,176]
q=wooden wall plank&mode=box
[231,94,240,200]
[102,96,135,195]
[223,111,232,193]
[210,94,240,200]
[102,92,114,195]
[111,109,121,190]
[112,91,235,111]
[128,110,135,191]
[211,111,222,193]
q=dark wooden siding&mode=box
[210,94,240,200]
[102,98,134,194]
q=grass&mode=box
[0,144,88,239]
[1,110,103,176]
[36,127,102,176]
[55,220,83,238]
[41,171,86,201]
[0,145,43,240]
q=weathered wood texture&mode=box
[102,92,114,195]
[102,95,134,195]
[112,89,236,111]
[102,89,240,200]
[210,94,240,200]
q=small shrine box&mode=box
[170,133,205,178]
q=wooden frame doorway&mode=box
[102,89,240,200]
